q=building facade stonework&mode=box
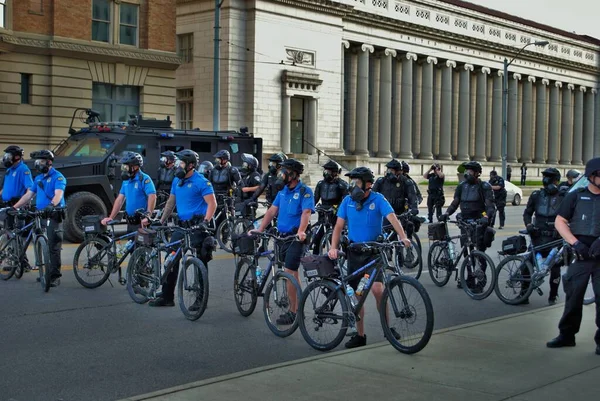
[177,0,600,178]
[0,0,179,155]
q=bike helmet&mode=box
[566,169,581,180]
[4,145,24,157]
[30,149,55,161]
[280,158,304,174]
[160,150,176,161]
[241,153,259,170]
[490,170,498,177]
[175,149,200,167]
[198,160,213,177]
[385,159,402,170]
[213,149,231,161]
[119,151,143,167]
[345,167,375,183]
[585,157,600,178]
[401,161,410,173]
[268,152,287,163]
[322,160,342,174]
[464,161,482,174]
[542,167,561,181]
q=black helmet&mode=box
[120,151,143,167]
[401,161,410,173]
[566,169,581,180]
[4,145,24,157]
[198,160,213,177]
[175,149,199,167]
[280,158,304,174]
[322,160,342,174]
[241,153,258,170]
[30,149,55,161]
[160,151,176,161]
[345,167,375,183]
[490,170,498,177]
[464,161,482,174]
[214,150,230,161]
[268,152,287,163]
[584,157,600,178]
[385,159,402,170]
[542,167,561,181]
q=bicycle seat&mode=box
[518,229,529,235]
[106,220,121,226]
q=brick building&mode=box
[0,0,179,154]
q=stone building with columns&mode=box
[176,0,600,179]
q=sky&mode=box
[465,0,600,40]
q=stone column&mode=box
[507,73,521,163]
[368,54,381,155]
[307,98,318,155]
[392,58,402,156]
[475,67,490,161]
[572,86,585,165]
[547,82,562,164]
[341,40,354,154]
[377,49,395,158]
[596,88,600,156]
[490,71,503,162]
[281,95,291,154]
[560,84,575,165]
[399,53,416,158]
[520,76,535,163]
[355,44,373,156]
[439,60,455,160]
[534,79,549,163]
[457,64,474,160]
[419,56,437,160]
[583,89,597,163]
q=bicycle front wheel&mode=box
[177,257,209,321]
[73,237,112,289]
[0,233,18,281]
[234,257,258,317]
[263,271,302,338]
[216,219,234,253]
[126,247,156,304]
[428,241,453,287]
[459,250,496,300]
[35,236,51,292]
[380,275,434,354]
[396,238,423,280]
[494,255,534,305]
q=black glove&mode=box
[43,204,55,213]
[479,216,489,226]
[526,224,536,234]
[438,213,449,222]
[588,238,600,258]
[572,241,590,257]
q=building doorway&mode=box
[290,97,305,154]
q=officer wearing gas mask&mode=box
[547,157,600,355]
[102,152,156,232]
[13,150,66,287]
[373,159,418,217]
[401,161,423,206]
[154,149,217,308]
[559,169,582,192]
[157,151,177,192]
[489,170,507,229]
[249,152,287,205]
[423,163,445,223]
[210,149,241,196]
[523,168,565,305]
[240,153,262,201]
[198,161,213,179]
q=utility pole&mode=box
[213,0,223,131]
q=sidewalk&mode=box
[119,305,599,401]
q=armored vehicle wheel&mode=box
[64,191,108,243]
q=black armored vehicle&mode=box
[6,108,263,242]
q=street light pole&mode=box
[501,40,549,179]
[213,0,223,131]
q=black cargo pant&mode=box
[490,201,506,228]
[47,218,63,280]
[558,259,600,344]
[427,192,444,222]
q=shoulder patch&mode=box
[206,182,212,186]
[57,177,64,181]
[24,171,30,175]
[304,193,311,198]
[144,179,150,184]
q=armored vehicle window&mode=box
[191,141,211,153]
[55,136,115,157]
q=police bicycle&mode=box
[232,230,303,337]
[297,241,434,354]
[214,193,241,253]
[427,218,497,300]
[0,207,64,292]
[307,204,338,255]
[383,211,425,279]
[0,205,33,280]
[126,222,212,321]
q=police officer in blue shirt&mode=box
[250,158,315,325]
[328,167,411,349]
[13,150,66,286]
[154,149,217,307]
[102,152,156,232]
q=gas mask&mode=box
[175,161,191,180]
[464,172,477,185]
[386,170,399,183]
[268,162,278,175]
[2,153,14,168]
[323,170,335,182]
[121,164,136,180]
[160,156,174,168]
[349,179,367,204]
[275,168,295,189]
[215,158,226,169]
[35,159,50,174]
[542,177,558,195]
[241,162,251,173]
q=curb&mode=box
[118,304,564,401]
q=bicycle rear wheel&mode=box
[298,279,348,351]
[396,238,423,280]
[0,233,18,281]
[177,257,209,321]
[73,237,112,289]
[126,247,156,304]
[459,250,496,300]
[216,218,234,253]
[14,236,25,279]
[35,237,51,292]
[494,255,534,305]
[234,257,258,316]
[380,275,434,354]
[263,271,302,337]
[427,241,453,287]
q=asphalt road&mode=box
[0,205,564,401]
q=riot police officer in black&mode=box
[239,153,262,201]
[198,161,213,179]
[489,170,507,229]
[401,161,423,206]
[157,151,177,192]
[559,169,582,193]
[373,159,418,218]
[249,152,287,205]
[423,163,445,223]
[523,168,565,305]
[210,149,241,196]
[547,157,600,355]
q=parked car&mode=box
[505,181,523,206]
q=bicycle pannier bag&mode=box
[428,222,446,241]
[501,235,527,255]
[136,228,157,246]
[232,234,256,255]
[81,215,106,234]
[301,255,338,279]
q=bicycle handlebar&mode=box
[249,231,299,242]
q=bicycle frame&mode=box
[247,233,297,296]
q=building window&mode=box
[290,97,305,154]
[177,89,193,129]
[92,83,139,122]
[92,0,111,42]
[0,0,6,29]
[21,74,32,104]
[119,3,138,46]
[178,34,194,63]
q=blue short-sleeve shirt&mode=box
[30,168,66,209]
[2,161,34,202]
[172,172,215,221]
[337,192,394,243]
[119,171,156,215]
[272,181,315,234]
